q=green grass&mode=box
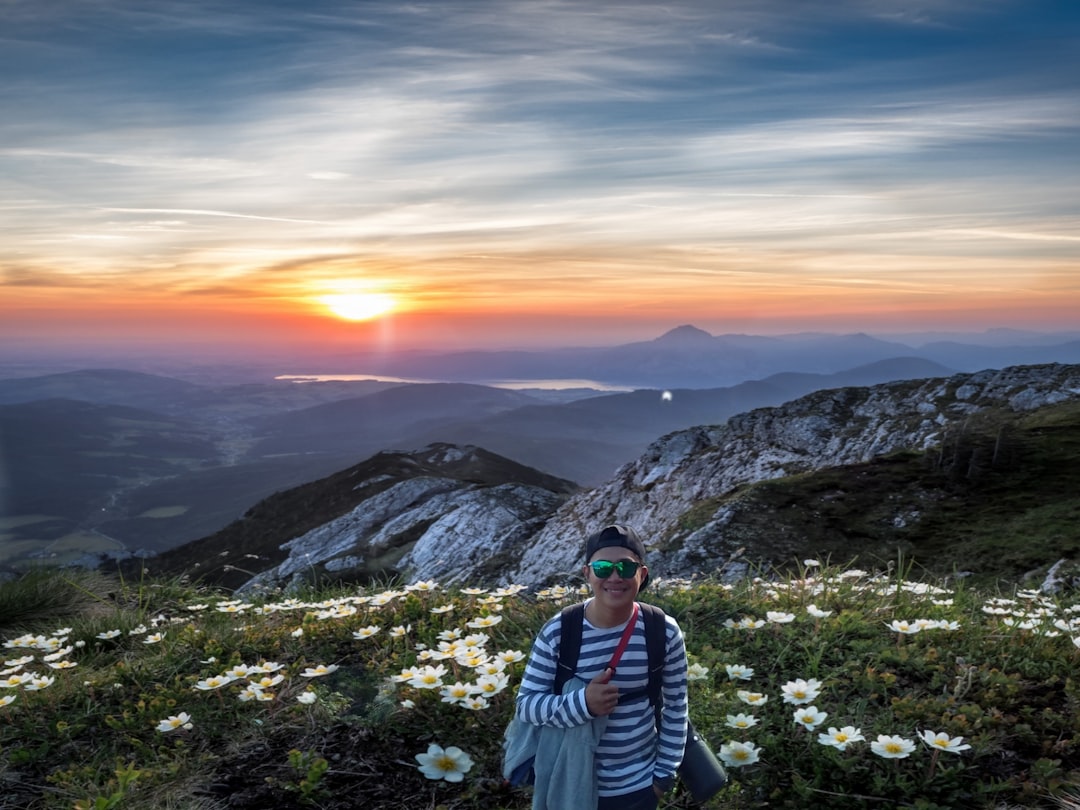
[1,565,1080,809]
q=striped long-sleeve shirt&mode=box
[514,599,689,797]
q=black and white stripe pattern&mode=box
[515,600,689,797]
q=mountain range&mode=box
[2,326,1078,575]
[142,362,1080,595]
[329,324,1080,389]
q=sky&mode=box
[2,0,1079,358]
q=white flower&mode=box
[194,675,236,691]
[352,626,381,640]
[725,713,759,730]
[415,743,474,782]
[461,696,490,711]
[736,690,768,706]
[793,705,828,730]
[249,674,285,689]
[474,672,510,696]
[143,633,165,644]
[389,625,411,638]
[0,694,16,707]
[300,664,339,678]
[686,662,710,681]
[440,682,476,704]
[870,734,916,759]
[919,730,971,753]
[803,559,821,568]
[237,685,267,702]
[291,628,304,638]
[25,675,56,691]
[781,678,822,705]
[466,615,502,628]
[96,630,122,640]
[156,712,193,732]
[408,664,448,689]
[718,740,761,768]
[725,664,754,681]
[1,672,33,688]
[497,649,525,663]
[887,619,922,635]
[296,691,318,705]
[766,611,796,624]
[807,604,833,618]
[818,726,865,750]
[474,659,507,676]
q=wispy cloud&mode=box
[1,0,1078,344]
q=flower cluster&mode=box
[392,625,524,711]
[1,628,81,701]
[708,571,996,772]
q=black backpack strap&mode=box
[556,601,666,722]
[639,602,667,726]
[553,602,585,695]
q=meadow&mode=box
[1,561,1079,809]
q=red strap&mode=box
[607,602,640,672]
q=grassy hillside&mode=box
[1,562,1079,809]
[679,399,1080,590]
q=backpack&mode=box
[554,601,667,724]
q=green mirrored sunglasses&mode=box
[589,559,642,579]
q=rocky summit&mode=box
[153,364,1080,594]
[507,363,1080,587]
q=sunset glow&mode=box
[1,1,1077,357]
[319,293,399,322]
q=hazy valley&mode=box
[2,326,1079,582]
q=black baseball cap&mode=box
[585,524,647,562]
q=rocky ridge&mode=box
[506,363,1080,585]
[230,364,1080,593]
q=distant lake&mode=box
[276,374,633,392]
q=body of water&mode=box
[276,374,633,392]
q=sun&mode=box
[319,292,397,321]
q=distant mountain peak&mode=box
[653,324,715,344]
